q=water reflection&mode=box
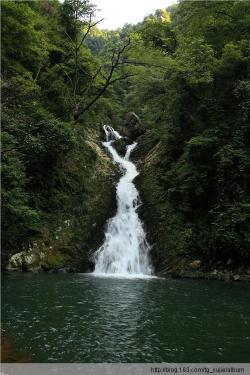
[2,273,250,362]
[77,274,154,361]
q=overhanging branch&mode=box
[118,60,167,70]
[77,38,131,115]
[109,74,135,85]
[77,14,104,51]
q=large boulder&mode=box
[112,137,133,157]
[7,245,71,272]
[189,260,201,270]
[8,249,42,271]
[121,112,145,139]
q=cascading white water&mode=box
[93,125,152,277]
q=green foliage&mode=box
[115,0,250,268]
[139,15,176,55]
[212,202,250,260]
[40,250,71,270]
[1,132,40,262]
[1,1,51,74]
[2,0,250,271]
[1,0,116,269]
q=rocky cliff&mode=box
[7,126,117,273]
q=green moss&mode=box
[136,142,191,272]
[41,251,71,270]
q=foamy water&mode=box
[93,125,152,277]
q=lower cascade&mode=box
[93,125,152,277]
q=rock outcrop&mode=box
[121,112,145,139]
[5,126,117,273]
[112,137,133,157]
[7,244,73,273]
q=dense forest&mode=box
[2,0,250,277]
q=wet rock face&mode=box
[121,112,145,139]
[100,125,107,141]
[112,137,133,157]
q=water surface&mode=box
[2,273,250,362]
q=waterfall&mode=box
[93,125,152,277]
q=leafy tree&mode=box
[2,0,250,272]
[113,0,250,268]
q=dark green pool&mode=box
[2,272,250,362]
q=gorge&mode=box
[2,0,250,365]
[2,0,250,280]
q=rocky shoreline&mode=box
[154,256,250,282]
[4,258,250,282]
[157,269,250,282]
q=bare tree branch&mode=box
[77,38,131,115]
[77,14,104,51]
[109,74,135,85]
[81,66,102,96]
[34,63,42,82]
[62,68,74,88]
[215,10,237,20]
[64,30,74,44]
[67,9,104,104]
[63,3,132,118]
[118,60,167,70]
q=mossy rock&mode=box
[40,250,71,271]
[112,138,133,157]
[8,246,72,272]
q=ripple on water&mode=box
[2,273,250,362]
